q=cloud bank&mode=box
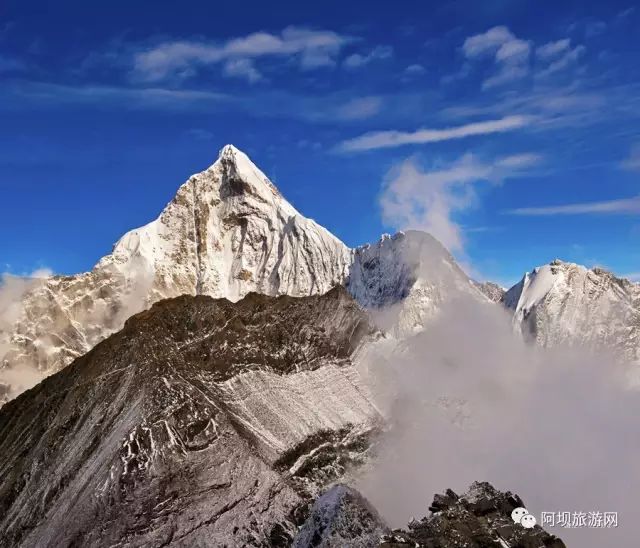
[132,27,352,82]
[357,294,639,547]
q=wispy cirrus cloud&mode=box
[131,27,353,82]
[507,195,640,216]
[536,42,585,79]
[462,26,531,89]
[335,96,383,120]
[6,81,230,108]
[536,39,571,60]
[338,115,532,152]
[454,25,588,90]
[342,45,392,69]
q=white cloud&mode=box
[623,272,640,282]
[13,81,230,108]
[343,45,393,69]
[0,268,53,399]
[495,153,543,168]
[462,26,531,89]
[222,58,262,83]
[617,7,636,19]
[495,38,530,64]
[536,38,571,60]
[338,115,532,152]
[380,152,542,254]
[462,26,515,58]
[507,195,640,215]
[335,96,383,120]
[133,26,352,81]
[482,63,529,89]
[537,44,586,78]
[404,63,425,75]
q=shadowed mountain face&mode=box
[0,287,382,547]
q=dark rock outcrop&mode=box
[381,482,566,548]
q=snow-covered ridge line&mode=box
[504,259,640,364]
[9,144,635,403]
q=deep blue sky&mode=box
[1,0,639,286]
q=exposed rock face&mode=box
[347,231,486,337]
[381,482,566,548]
[504,260,640,364]
[474,281,506,303]
[0,288,382,547]
[293,484,389,547]
[0,145,352,401]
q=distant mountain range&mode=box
[1,145,637,405]
[0,145,633,546]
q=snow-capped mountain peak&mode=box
[504,259,640,364]
[0,145,352,398]
[347,230,487,336]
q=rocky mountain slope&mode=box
[504,259,640,364]
[473,281,505,303]
[0,286,566,548]
[293,484,390,547]
[0,288,383,547]
[0,145,486,404]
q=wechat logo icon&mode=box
[511,507,537,529]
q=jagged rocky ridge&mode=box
[292,482,565,548]
[0,145,485,404]
[0,287,566,547]
[0,288,383,547]
[380,482,565,548]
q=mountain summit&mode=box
[0,145,352,400]
[100,143,351,300]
